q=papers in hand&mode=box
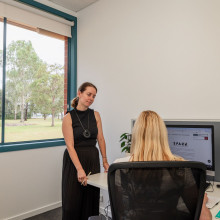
[206,195,220,209]
[81,172,91,185]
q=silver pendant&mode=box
[83,129,91,138]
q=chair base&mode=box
[88,214,107,220]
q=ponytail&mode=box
[71,97,79,108]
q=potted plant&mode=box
[119,133,131,153]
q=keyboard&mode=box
[207,195,220,209]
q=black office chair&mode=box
[88,215,107,220]
[108,161,206,220]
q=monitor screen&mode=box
[166,125,215,174]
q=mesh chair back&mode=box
[108,161,206,220]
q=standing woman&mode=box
[62,82,109,220]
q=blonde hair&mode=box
[131,110,184,162]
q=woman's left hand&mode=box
[199,193,212,220]
[103,162,109,173]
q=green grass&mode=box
[3,118,63,143]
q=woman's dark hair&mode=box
[71,82,97,108]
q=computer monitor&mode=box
[166,125,215,176]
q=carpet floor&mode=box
[24,207,62,220]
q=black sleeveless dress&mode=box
[62,108,100,220]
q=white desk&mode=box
[207,182,220,220]
[87,172,108,190]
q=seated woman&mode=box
[115,110,211,220]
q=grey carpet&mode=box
[24,207,62,220]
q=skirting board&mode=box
[6,201,62,220]
[6,203,107,220]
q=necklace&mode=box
[74,109,91,138]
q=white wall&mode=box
[78,0,220,162]
[77,0,220,208]
[0,146,65,220]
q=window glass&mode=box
[5,23,65,142]
[0,19,3,142]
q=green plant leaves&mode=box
[119,133,131,153]
[120,133,129,138]
[121,142,125,147]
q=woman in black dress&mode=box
[62,82,109,220]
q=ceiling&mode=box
[47,0,99,12]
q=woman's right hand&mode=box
[77,168,87,185]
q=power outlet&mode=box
[100,194,103,202]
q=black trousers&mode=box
[62,147,100,220]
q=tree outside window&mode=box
[3,23,66,143]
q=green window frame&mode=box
[0,0,77,152]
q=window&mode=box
[0,2,77,151]
[5,22,65,142]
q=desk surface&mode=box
[87,172,108,190]
[207,182,220,220]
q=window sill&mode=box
[0,139,65,153]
